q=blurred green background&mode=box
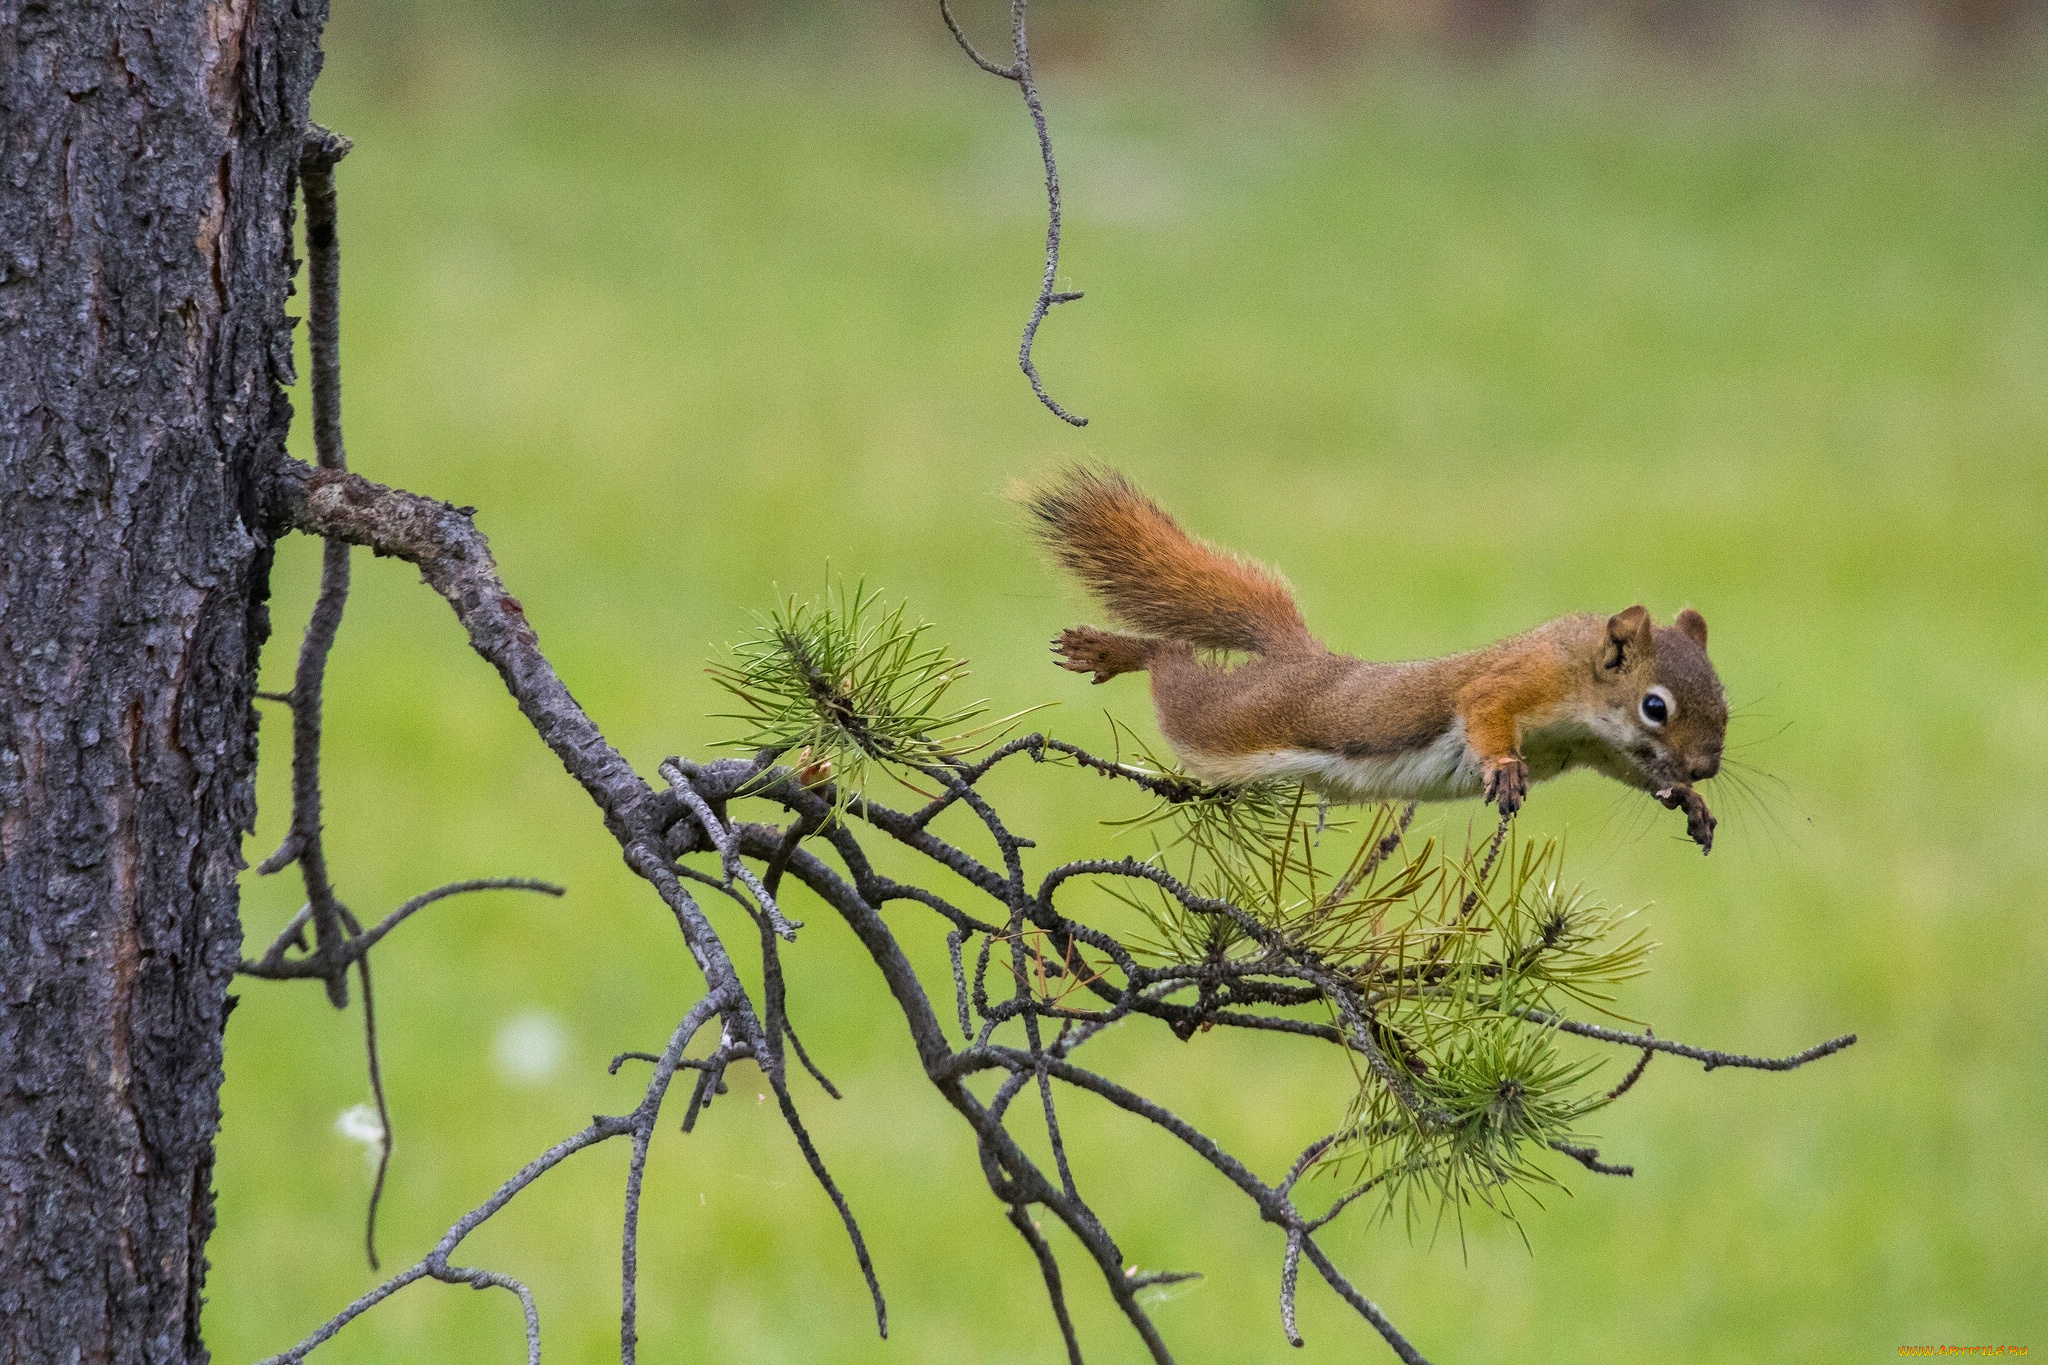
[215,2,2047,1360]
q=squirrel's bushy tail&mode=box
[1020,466,1310,654]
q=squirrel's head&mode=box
[1596,605,1727,790]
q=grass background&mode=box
[212,4,2046,1361]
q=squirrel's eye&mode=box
[1640,691,1670,727]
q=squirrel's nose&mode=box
[1690,757,1720,782]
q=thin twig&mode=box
[1297,1236,1432,1365]
[1008,1205,1084,1365]
[622,1000,725,1364]
[940,0,1018,75]
[258,1116,633,1364]
[783,1015,842,1099]
[301,124,353,473]
[1280,1229,1304,1348]
[1604,1027,1656,1102]
[1523,1010,1858,1071]
[1456,810,1514,920]
[339,906,392,1271]
[662,761,801,940]
[771,1077,888,1338]
[1551,1142,1634,1177]
[1320,802,1415,911]
[240,877,564,979]
[258,126,358,1006]
[941,0,1088,425]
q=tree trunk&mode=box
[0,2,325,1358]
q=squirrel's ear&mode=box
[1605,605,1653,670]
[1674,608,1708,650]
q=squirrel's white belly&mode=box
[1181,725,1486,804]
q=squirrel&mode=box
[1022,466,1726,853]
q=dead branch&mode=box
[252,449,1857,1362]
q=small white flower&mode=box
[335,1103,384,1145]
[494,1009,569,1085]
[335,1104,385,1171]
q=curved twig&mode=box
[239,877,565,979]
[942,0,1088,425]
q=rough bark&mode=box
[0,1,326,1359]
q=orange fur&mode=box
[1020,467,1310,655]
[1456,641,1575,764]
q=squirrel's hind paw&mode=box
[1051,627,1151,685]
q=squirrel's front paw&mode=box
[1655,785,1717,855]
[1483,757,1529,816]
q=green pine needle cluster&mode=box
[709,580,1023,807]
[1372,1017,1606,1233]
[1103,741,1654,1232]
[1326,837,1651,1234]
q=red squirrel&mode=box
[1023,467,1725,852]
